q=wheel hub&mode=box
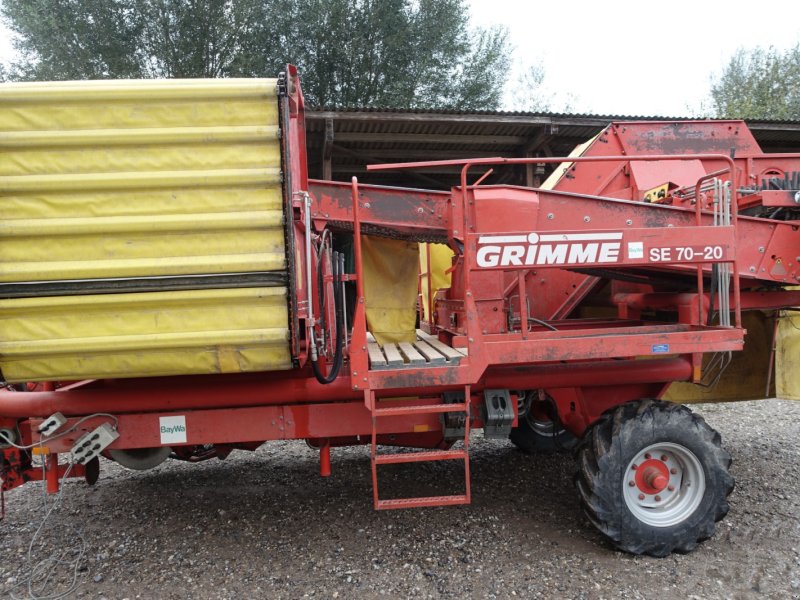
[623,442,705,527]
[635,459,670,494]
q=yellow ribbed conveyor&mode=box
[0,78,292,381]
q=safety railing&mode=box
[369,154,742,360]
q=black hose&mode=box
[311,251,344,384]
[529,316,558,331]
[317,242,327,335]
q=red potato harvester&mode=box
[2,66,800,557]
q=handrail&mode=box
[369,154,743,354]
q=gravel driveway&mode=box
[2,399,799,599]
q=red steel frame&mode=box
[2,75,800,511]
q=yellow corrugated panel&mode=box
[0,78,292,380]
[664,311,773,403]
[776,313,800,400]
[0,78,284,282]
[0,287,290,382]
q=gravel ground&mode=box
[1,399,799,600]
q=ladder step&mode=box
[373,403,467,417]
[376,494,470,510]
[373,449,467,465]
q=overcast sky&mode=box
[2,0,799,117]
[470,0,800,116]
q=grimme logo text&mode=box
[476,232,623,268]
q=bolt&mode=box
[547,213,554,220]
[643,467,668,490]
[626,219,633,226]
[628,480,636,487]
[654,495,662,502]
[638,494,645,501]
[668,485,675,492]
[583,216,590,222]
[749,266,756,273]
[417,207,424,213]
[644,453,651,459]
[353,371,357,376]
[759,247,765,253]
[631,464,638,470]
[660,455,668,462]
[670,467,678,474]
[364,203,371,209]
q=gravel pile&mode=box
[1,399,799,599]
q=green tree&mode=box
[136,0,262,77]
[1,0,511,109]
[710,45,800,120]
[2,0,143,80]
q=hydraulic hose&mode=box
[311,250,345,384]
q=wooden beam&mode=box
[322,118,334,180]
[329,163,463,177]
[747,121,800,132]
[332,148,507,160]
[332,132,527,146]
[330,144,447,186]
[307,110,615,129]
[522,127,554,154]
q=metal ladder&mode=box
[365,387,472,509]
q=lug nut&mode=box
[645,453,651,459]
[654,495,662,502]
[629,481,636,487]
[668,485,675,492]
[670,468,678,474]
[631,464,638,470]
[638,494,645,500]
[660,455,668,462]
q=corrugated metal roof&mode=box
[304,106,800,189]
[310,105,800,124]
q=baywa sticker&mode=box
[159,415,187,444]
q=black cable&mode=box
[311,251,344,384]
[529,317,558,331]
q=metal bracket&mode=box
[483,389,514,439]
[441,391,466,440]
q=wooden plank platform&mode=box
[367,330,467,370]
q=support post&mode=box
[320,439,331,477]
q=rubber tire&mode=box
[575,399,734,557]
[509,415,578,454]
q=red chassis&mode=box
[4,149,795,484]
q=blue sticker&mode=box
[651,344,670,354]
